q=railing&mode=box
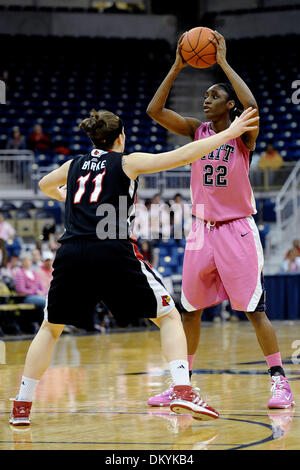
[275,159,300,244]
[0,150,36,193]
[138,170,192,199]
[249,163,296,192]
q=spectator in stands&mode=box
[1,254,20,289]
[1,70,10,92]
[152,193,162,206]
[173,193,184,206]
[0,239,9,287]
[258,143,283,171]
[151,194,170,239]
[6,126,26,150]
[170,193,186,239]
[0,210,15,242]
[0,249,18,291]
[37,251,53,293]
[27,124,51,152]
[0,239,7,268]
[42,221,57,251]
[292,239,300,255]
[139,240,159,268]
[133,198,151,239]
[280,248,300,273]
[14,253,47,312]
[284,239,300,259]
[31,249,42,271]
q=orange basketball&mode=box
[180,26,217,69]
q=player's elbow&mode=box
[146,103,159,119]
[38,176,48,192]
[146,104,154,117]
[38,177,45,190]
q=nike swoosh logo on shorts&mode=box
[241,232,250,237]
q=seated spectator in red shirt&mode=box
[6,127,26,150]
[36,251,53,293]
[27,124,51,151]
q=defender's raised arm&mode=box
[123,108,258,179]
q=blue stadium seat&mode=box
[262,199,276,222]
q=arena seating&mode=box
[0,33,298,330]
[221,35,300,160]
[1,34,299,164]
[1,35,170,162]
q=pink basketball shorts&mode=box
[181,216,265,313]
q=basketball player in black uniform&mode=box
[10,107,258,425]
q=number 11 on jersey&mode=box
[74,170,106,204]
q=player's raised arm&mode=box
[39,159,72,201]
[146,35,201,139]
[123,108,258,179]
[210,30,259,149]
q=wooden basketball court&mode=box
[1,320,299,450]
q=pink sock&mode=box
[265,352,282,369]
[188,354,196,371]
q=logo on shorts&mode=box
[241,232,250,237]
[161,295,171,306]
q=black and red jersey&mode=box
[59,149,138,242]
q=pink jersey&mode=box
[191,122,256,221]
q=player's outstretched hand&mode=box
[173,33,188,70]
[228,107,259,139]
[208,30,226,65]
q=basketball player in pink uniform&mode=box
[147,31,294,409]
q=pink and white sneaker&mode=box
[268,375,295,409]
[170,385,219,421]
[147,385,174,407]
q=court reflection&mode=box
[147,410,219,450]
[267,409,295,450]
[10,426,33,451]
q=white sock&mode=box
[169,359,190,386]
[18,376,39,402]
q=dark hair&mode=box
[79,109,123,150]
[215,83,243,121]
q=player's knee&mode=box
[161,307,181,324]
[182,309,203,322]
[41,320,65,339]
[245,309,267,324]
